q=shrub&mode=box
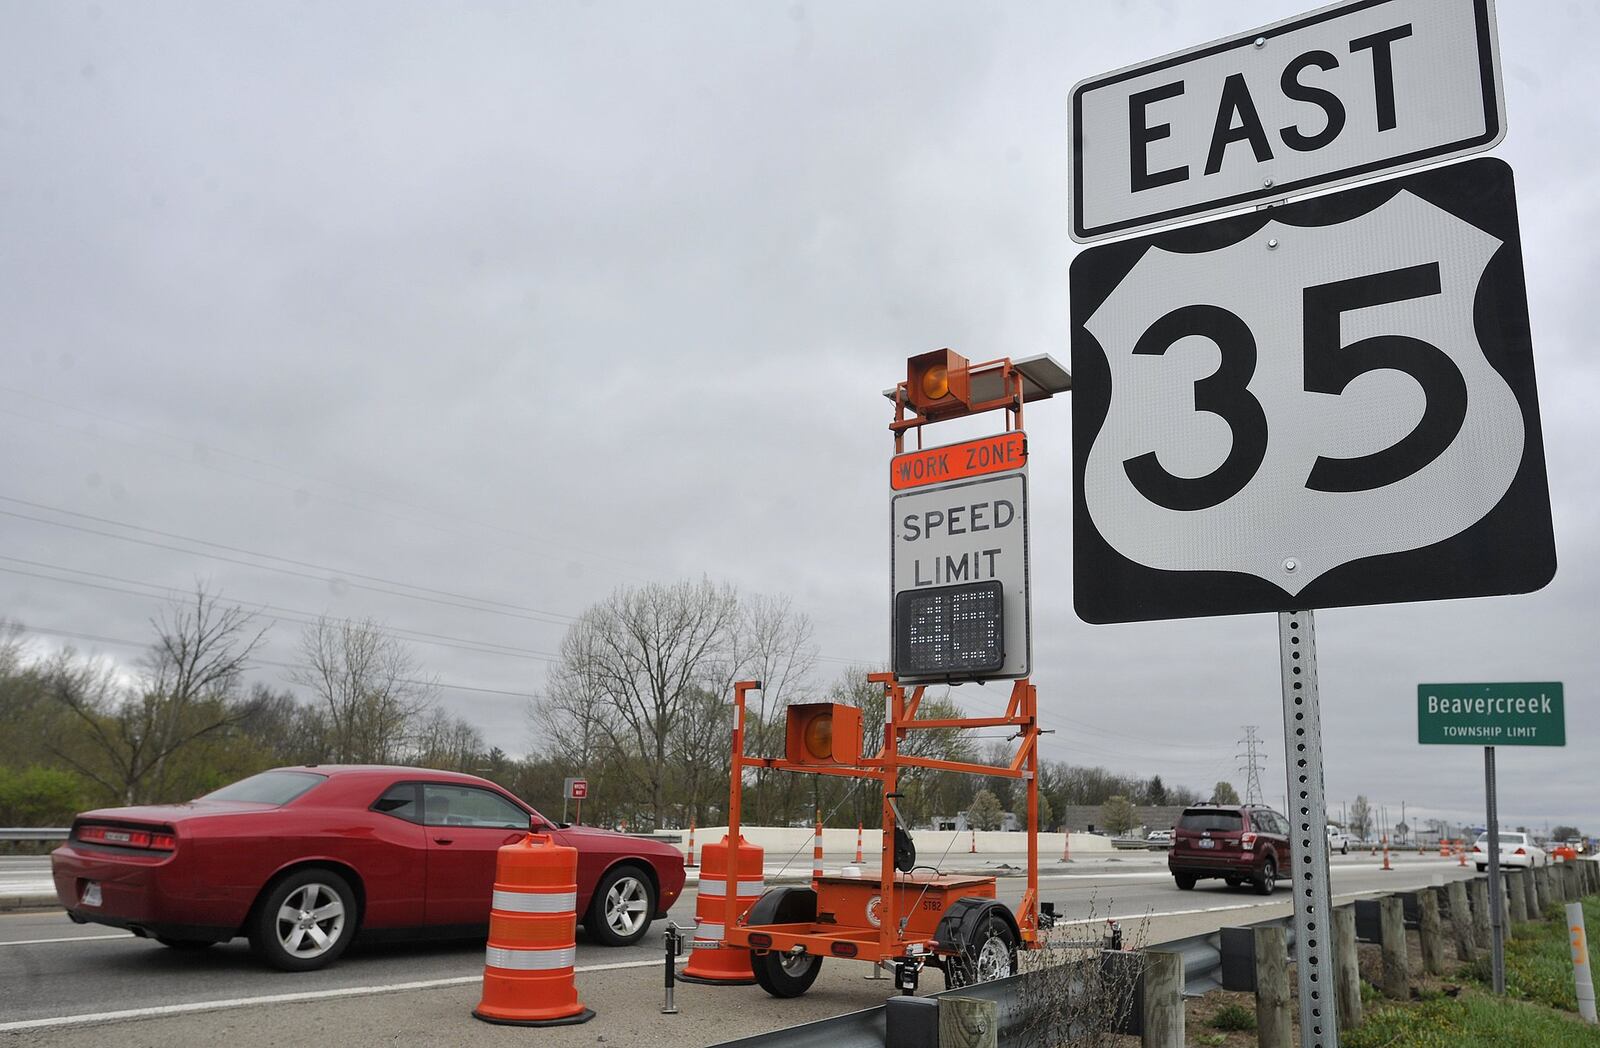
[1207,1002,1257,1031]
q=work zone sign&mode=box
[891,437,1030,683]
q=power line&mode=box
[0,556,561,663]
[10,623,541,700]
[0,384,660,581]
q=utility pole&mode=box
[1236,725,1267,806]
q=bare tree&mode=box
[48,586,265,803]
[531,641,615,769]
[735,593,816,822]
[411,708,484,771]
[556,578,741,829]
[292,617,434,763]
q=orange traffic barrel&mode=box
[473,834,595,1026]
[679,834,763,985]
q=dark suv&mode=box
[1168,804,1291,894]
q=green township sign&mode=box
[1417,683,1565,746]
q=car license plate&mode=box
[81,881,102,907]
[1198,839,1215,849]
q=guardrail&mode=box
[709,913,1299,1048]
[0,828,68,842]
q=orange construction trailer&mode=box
[718,674,1051,997]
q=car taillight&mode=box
[78,825,176,851]
[1241,832,1257,848]
[1514,847,1526,855]
[1473,843,1483,852]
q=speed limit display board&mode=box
[1071,157,1554,624]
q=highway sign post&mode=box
[1068,1,1546,1042]
[563,777,588,825]
[1419,682,1566,994]
[1069,0,1506,242]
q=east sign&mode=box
[1070,0,1505,242]
[891,435,1030,683]
[1071,158,1554,624]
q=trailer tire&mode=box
[752,950,823,998]
[943,911,1018,989]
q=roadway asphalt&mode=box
[0,850,1489,1046]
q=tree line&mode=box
[2,578,1213,833]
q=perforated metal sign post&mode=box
[1070,0,1506,242]
[1071,158,1553,626]
[891,451,1029,683]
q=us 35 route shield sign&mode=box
[1071,158,1554,624]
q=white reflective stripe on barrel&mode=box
[485,945,576,970]
[491,889,577,913]
[695,878,765,898]
[693,922,724,941]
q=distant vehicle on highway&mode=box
[1565,837,1586,855]
[1146,829,1172,847]
[1326,825,1351,854]
[1472,831,1546,871]
[1168,804,1290,895]
[50,766,686,971]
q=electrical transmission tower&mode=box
[1236,726,1267,806]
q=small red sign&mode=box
[568,779,588,799]
[890,432,1026,490]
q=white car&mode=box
[1146,829,1173,847]
[1326,826,1351,854]
[1473,831,1546,870]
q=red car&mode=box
[1168,803,1292,894]
[50,766,686,970]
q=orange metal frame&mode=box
[721,674,1042,965]
[720,353,1043,968]
[890,356,1027,451]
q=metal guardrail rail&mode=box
[0,828,68,841]
[709,913,1298,1048]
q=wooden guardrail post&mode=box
[938,996,997,1048]
[1140,950,1184,1048]
[1253,925,1290,1048]
[1469,878,1492,948]
[1535,866,1553,914]
[1508,870,1529,923]
[1446,880,1476,962]
[1334,904,1362,1030]
[1379,894,1409,1000]
[1523,866,1541,920]
[1418,888,1446,976]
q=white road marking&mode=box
[0,933,132,947]
[0,957,664,1031]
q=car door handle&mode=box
[433,837,453,845]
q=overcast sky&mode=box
[2,1,1595,834]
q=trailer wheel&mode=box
[944,912,1018,989]
[752,950,822,998]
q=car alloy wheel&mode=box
[249,867,357,971]
[275,881,347,960]
[605,876,649,937]
[587,864,656,947]
[1256,857,1277,895]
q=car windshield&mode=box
[201,771,326,805]
[1179,810,1242,832]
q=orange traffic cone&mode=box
[1458,841,1468,867]
[1380,835,1392,871]
[1060,830,1072,863]
[855,822,864,864]
[680,834,762,985]
[970,828,977,854]
[686,820,697,869]
[473,834,594,1027]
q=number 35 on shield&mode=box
[1069,158,1555,622]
